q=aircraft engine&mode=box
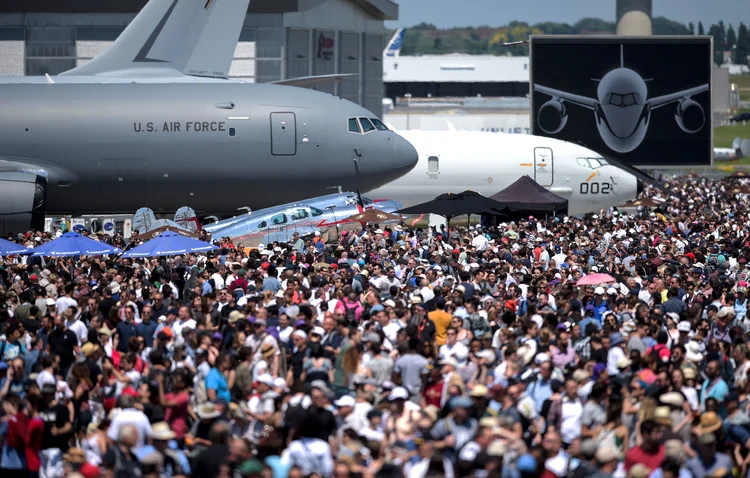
[675,99,705,134]
[0,172,47,235]
[537,99,568,135]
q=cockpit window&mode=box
[370,118,389,131]
[607,92,641,107]
[359,118,375,133]
[348,118,360,133]
[270,213,287,225]
[257,220,267,229]
[362,197,373,205]
[291,208,308,221]
[578,158,608,169]
[310,206,323,217]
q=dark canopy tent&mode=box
[488,176,568,218]
[397,190,509,223]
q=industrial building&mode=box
[0,0,396,115]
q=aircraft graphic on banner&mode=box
[534,45,709,153]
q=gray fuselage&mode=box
[0,83,417,215]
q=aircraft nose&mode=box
[637,178,644,196]
[394,133,418,172]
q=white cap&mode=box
[256,373,274,386]
[374,229,384,235]
[606,287,618,295]
[158,315,167,323]
[535,353,550,365]
[530,314,544,328]
[439,357,458,368]
[388,387,410,401]
[383,299,396,308]
[594,286,605,295]
[311,326,325,337]
[677,321,692,333]
[272,377,289,391]
[334,395,356,407]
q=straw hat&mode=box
[699,411,722,434]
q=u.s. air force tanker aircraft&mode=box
[0,0,418,234]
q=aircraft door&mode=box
[534,147,553,187]
[270,113,297,156]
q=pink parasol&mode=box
[576,273,616,286]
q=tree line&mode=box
[389,19,749,66]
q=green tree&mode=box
[698,21,705,35]
[718,21,726,50]
[736,23,749,65]
[689,22,695,34]
[433,35,443,53]
[727,24,737,50]
[652,17,691,35]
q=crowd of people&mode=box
[0,175,749,478]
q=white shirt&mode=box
[607,346,626,375]
[560,396,583,444]
[36,369,56,389]
[55,296,77,314]
[107,408,153,448]
[472,234,489,251]
[438,342,469,366]
[66,319,88,346]
[172,318,196,337]
[210,273,225,290]
[280,438,334,477]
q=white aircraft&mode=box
[534,45,709,153]
[366,130,642,216]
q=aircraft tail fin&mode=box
[384,28,406,57]
[61,0,250,79]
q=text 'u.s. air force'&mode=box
[133,122,227,133]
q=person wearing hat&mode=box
[607,332,628,375]
[429,395,479,462]
[685,431,734,478]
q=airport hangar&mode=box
[0,0,397,117]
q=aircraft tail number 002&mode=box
[580,182,612,195]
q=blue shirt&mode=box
[201,281,213,296]
[136,321,158,341]
[528,378,553,412]
[701,377,729,410]
[0,421,26,469]
[115,321,138,353]
[206,367,231,403]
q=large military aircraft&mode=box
[534,45,709,154]
[367,130,644,216]
[0,0,418,234]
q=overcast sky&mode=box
[388,0,749,30]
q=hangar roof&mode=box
[384,54,531,83]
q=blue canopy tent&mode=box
[121,231,217,258]
[29,232,121,257]
[0,238,30,256]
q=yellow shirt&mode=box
[429,309,453,346]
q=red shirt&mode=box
[26,418,44,472]
[422,380,444,408]
[164,391,190,439]
[624,445,665,473]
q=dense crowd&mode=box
[1,175,750,478]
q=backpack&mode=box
[344,302,359,324]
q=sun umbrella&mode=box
[397,191,508,219]
[121,231,217,258]
[728,170,750,179]
[0,237,30,256]
[30,232,120,257]
[575,273,616,286]
[342,209,401,226]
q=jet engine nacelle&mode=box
[0,172,47,235]
[675,99,705,134]
[537,99,568,135]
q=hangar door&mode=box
[270,113,297,156]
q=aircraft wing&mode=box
[272,74,358,88]
[534,85,597,110]
[647,85,709,110]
